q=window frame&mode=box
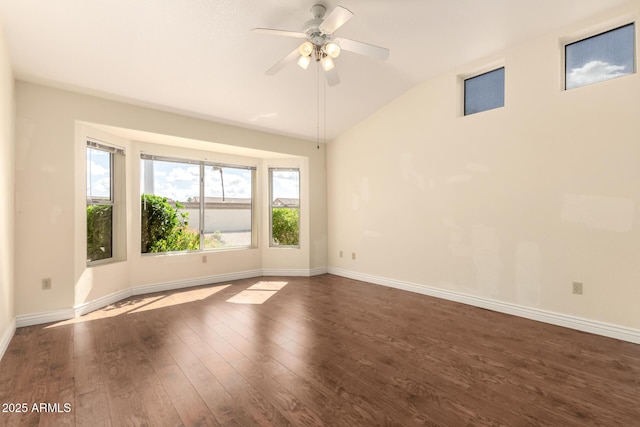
[140,153,257,254]
[269,167,301,249]
[563,22,636,91]
[463,66,505,116]
[86,140,125,266]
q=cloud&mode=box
[204,168,252,198]
[273,174,299,199]
[87,176,111,198]
[566,60,628,89]
[165,166,199,183]
[87,161,110,197]
[221,175,251,198]
[88,160,108,176]
[149,164,254,201]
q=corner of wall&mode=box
[0,17,16,362]
[0,317,16,362]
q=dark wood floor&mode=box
[0,274,638,426]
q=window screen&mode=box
[464,67,505,115]
[565,23,635,90]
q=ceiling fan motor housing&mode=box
[310,4,326,19]
[303,19,331,44]
[304,4,332,47]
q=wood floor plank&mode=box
[37,325,75,427]
[156,364,219,427]
[147,315,256,427]
[1,326,55,427]
[0,274,638,426]
[200,352,291,427]
[74,390,111,427]
[229,356,325,427]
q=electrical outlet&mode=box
[42,278,52,290]
[339,250,343,258]
[202,255,207,263]
[572,281,583,295]
[352,252,356,260]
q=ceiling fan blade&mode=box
[266,47,300,76]
[335,37,390,60]
[319,6,354,34]
[325,67,340,86]
[252,28,306,39]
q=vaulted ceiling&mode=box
[0,0,632,141]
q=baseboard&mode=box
[131,269,263,296]
[16,308,75,328]
[74,288,133,317]
[0,318,16,362]
[262,267,328,277]
[309,267,329,276]
[328,268,640,345]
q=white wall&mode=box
[328,5,640,331]
[0,23,15,358]
[182,208,251,233]
[15,82,326,316]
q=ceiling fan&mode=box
[253,4,389,86]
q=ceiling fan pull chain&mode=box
[323,72,327,145]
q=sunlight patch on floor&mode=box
[128,285,230,314]
[226,281,288,304]
[247,281,288,291]
[45,284,231,327]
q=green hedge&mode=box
[141,194,199,253]
[87,204,113,261]
[272,207,299,246]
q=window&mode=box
[270,168,300,247]
[565,23,635,90]
[204,165,254,249]
[464,67,505,116]
[140,155,255,253]
[86,141,125,264]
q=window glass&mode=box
[270,169,300,247]
[565,24,635,90]
[140,156,255,253]
[464,67,505,115]
[140,159,200,253]
[87,147,113,262]
[203,166,253,249]
[87,148,111,200]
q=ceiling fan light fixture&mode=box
[299,41,314,56]
[325,42,341,58]
[297,54,311,70]
[322,56,335,71]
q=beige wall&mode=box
[15,82,327,315]
[328,5,640,330]
[0,24,15,352]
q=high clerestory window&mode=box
[140,155,255,253]
[565,23,635,90]
[464,67,505,115]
